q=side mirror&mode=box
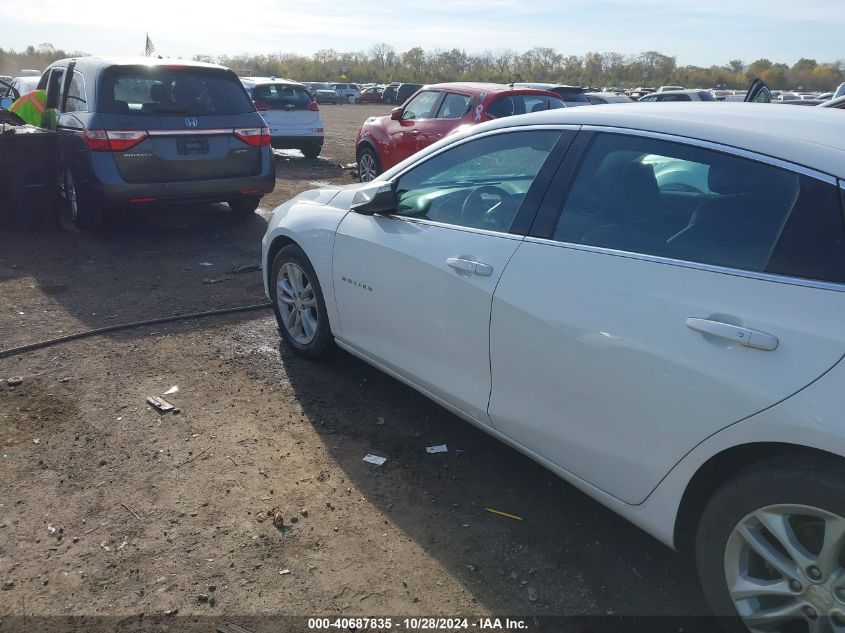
[351,181,397,215]
[390,107,403,121]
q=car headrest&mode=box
[708,159,770,195]
[149,83,170,103]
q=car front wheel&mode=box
[357,146,381,182]
[270,244,333,359]
[696,456,845,633]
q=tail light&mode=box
[234,127,270,147]
[253,101,271,111]
[83,129,147,152]
[307,101,320,111]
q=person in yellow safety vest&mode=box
[8,88,46,127]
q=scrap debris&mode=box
[6,376,22,387]
[146,396,175,413]
[485,508,524,521]
[267,507,285,529]
[164,385,179,395]
[362,454,387,466]
[231,264,261,274]
[425,444,448,454]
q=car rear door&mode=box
[488,130,845,504]
[95,65,264,183]
[333,128,572,424]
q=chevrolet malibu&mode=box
[263,103,845,631]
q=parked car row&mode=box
[266,101,845,633]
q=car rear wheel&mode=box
[228,197,260,214]
[270,245,333,359]
[696,456,845,633]
[357,146,381,183]
[64,168,103,228]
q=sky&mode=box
[1,0,843,67]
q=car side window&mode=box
[63,71,87,113]
[766,177,845,284]
[393,130,561,232]
[436,93,471,119]
[552,133,801,273]
[401,91,440,120]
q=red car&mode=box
[354,83,564,181]
[359,86,384,103]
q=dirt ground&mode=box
[0,104,708,630]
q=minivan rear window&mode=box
[553,89,590,103]
[98,66,254,116]
[252,84,312,110]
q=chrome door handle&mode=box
[686,318,778,351]
[447,257,493,277]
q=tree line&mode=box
[3,43,843,91]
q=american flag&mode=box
[145,34,155,57]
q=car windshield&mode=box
[98,66,254,116]
[553,89,589,103]
[253,84,312,110]
[487,94,564,118]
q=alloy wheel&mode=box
[275,261,319,345]
[358,152,378,182]
[724,504,845,632]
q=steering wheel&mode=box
[460,185,513,227]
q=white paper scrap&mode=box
[164,385,179,395]
[426,445,448,454]
[362,454,387,466]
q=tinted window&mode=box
[766,178,845,283]
[487,94,564,118]
[402,91,440,120]
[394,130,560,232]
[45,67,64,109]
[658,93,692,102]
[64,71,87,112]
[698,91,716,102]
[553,89,590,103]
[252,84,312,110]
[553,133,800,272]
[99,66,253,116]
[436,93,471,119]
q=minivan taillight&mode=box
[253,101,271,112]
[83,129,147,152]
[307,101,320,111]
[234,127,270,147]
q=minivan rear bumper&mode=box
[82,148,275,203]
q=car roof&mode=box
[422,82,562,97]
[648,89,705,96]
[466,102,845,179]
[240,77,305,86]
[47,56,230,71]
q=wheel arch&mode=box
[265,234,300,292]
[674,442,844,554]
[355,138,378,160]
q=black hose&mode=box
[0,302,273,360]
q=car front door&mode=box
[384,90,442,168]
[332,128,571,424]
[488,130,845,504]
[418,92,473,148]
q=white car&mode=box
[262,103,845,631]
[639,89,717,102]
[240,77,324,158]
[331,82,360,104]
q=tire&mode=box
[357,145,381,183]
[696,455,845,632]
[64,167,103,228]
[302,145,321,160]
[228,197,260,214]
[269,244,334,359]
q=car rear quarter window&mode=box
[64,71,87,113]
[253,84,312,110]
[552,132,802,273]
[765,179,845,284]
[98,66,253,116]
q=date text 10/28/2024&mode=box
[307,617,529,630]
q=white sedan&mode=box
[262,103,845,631]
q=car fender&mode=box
[627,352,845,548]
[356,118,390,158]
[262,196,352,337]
